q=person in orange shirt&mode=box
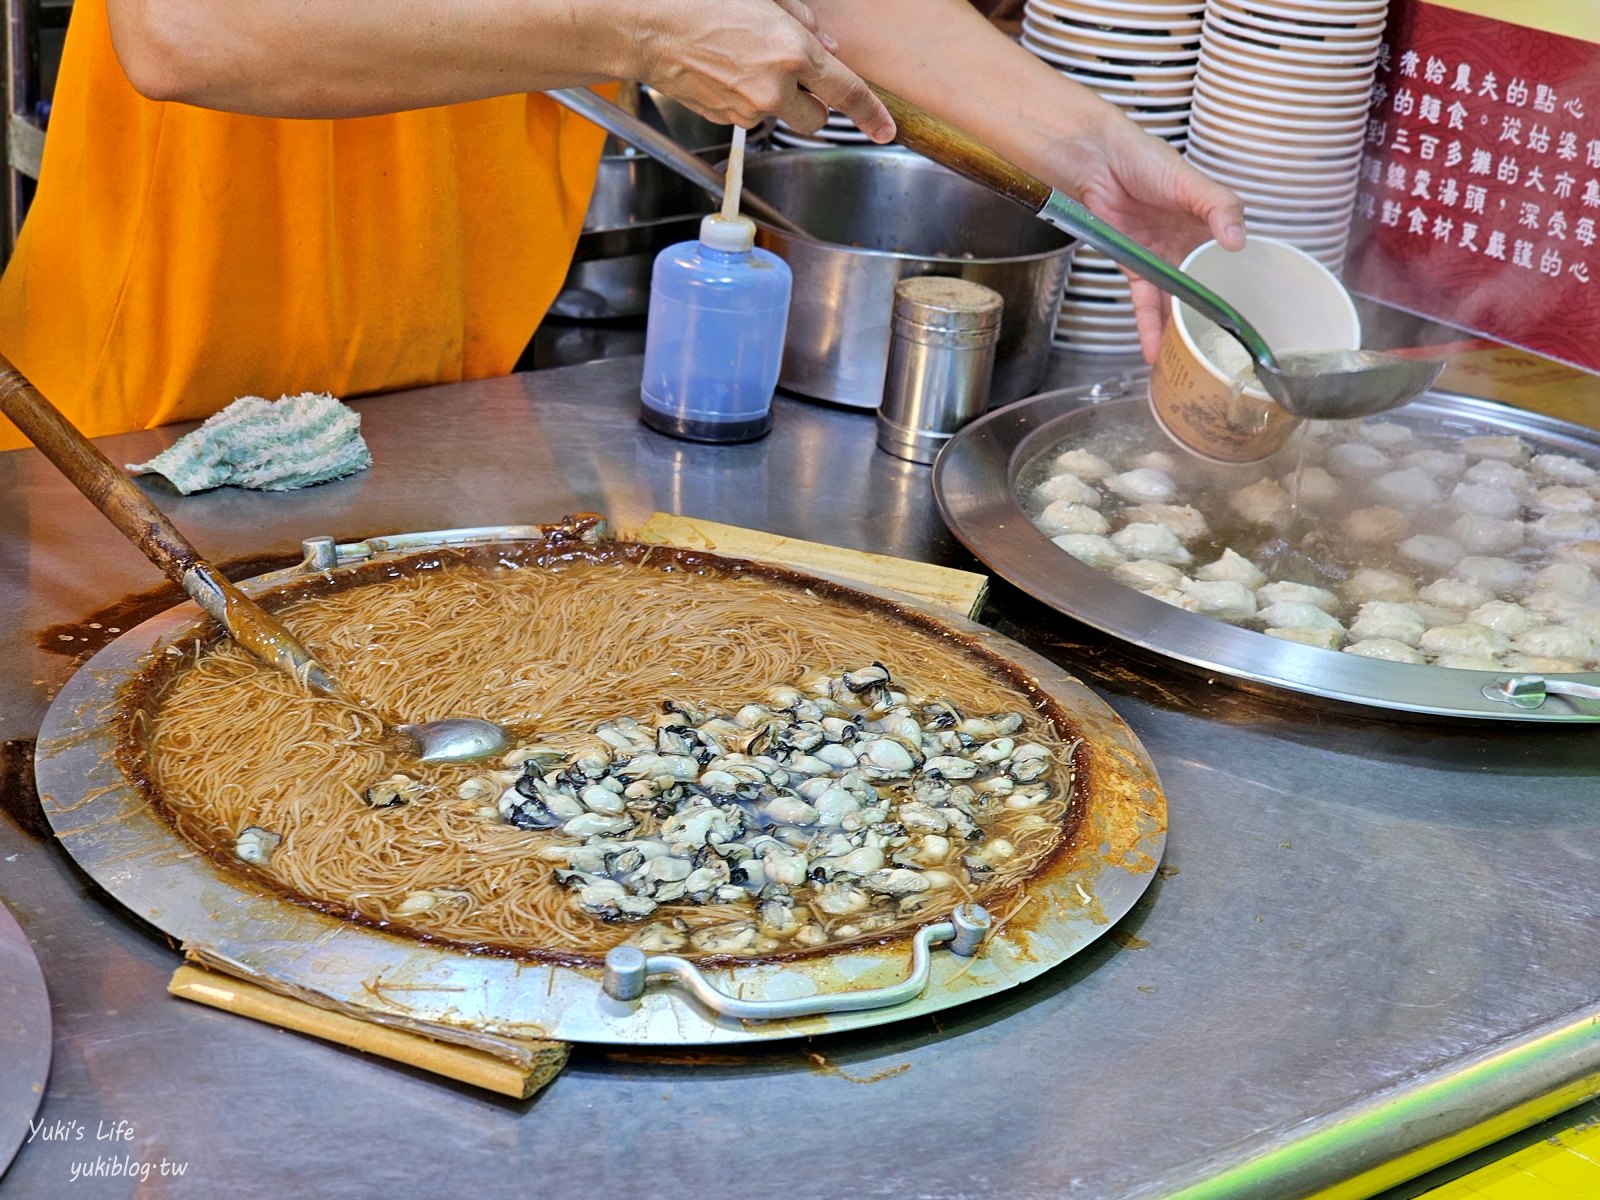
[0,0,1242,451]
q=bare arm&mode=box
[812,0,1245,358]
[104,0,893,136]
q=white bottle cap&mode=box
[699,213,756,253]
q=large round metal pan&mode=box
[0,899,50,1175]
[33,529,1165,1047]
[934,382,1600,722]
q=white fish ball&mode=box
[1360,421,1415,447]
[1530,453,1599,485]
[1524,590,1592,622]
[1133,450,1184,476]
[1467,601,1545,637]
[1279,466,1341,507]
[1418,623,1509,655]
[1265,626,1342,650]
[1462,459,1529,491]
[1257,581,1340,612]
[1113,559,1186,591]
[1229,478,1292,527]
[1255,601,1344,633]
[1196,548,1266,589]
[1371,467,1443,509]
[1504,653,1583,673]
[1122,503,1208,542]
[1530,513,1600,545]
[1325,442,1390,478]
[1399,534,1467,572]
[1141,583,1190,608]
[1038,500,1110,537]
[1398,448,1468,480]
[1344,638,1426,664]
[1567,609,1600,640]
[1513,624,1595,661]
[1433,651,1504,670]
[1462,435,1530,464]
[1450,481,1521,519]
[1051,448,1113,481]
[1343,568,1417,605]
[1531,485,1596,515]
[1110,523,1192,565]
[1034,473,1103,507]
[1349,601,1427,646]
[1554,540,1600,570]
[1447,515,1525,556]
[1105,467,1176,504]
[1051,534,1125,570]
[1180,580,1258,621]
[1342,506,1409,543]
[1419,577,1494,610]
[1530,562,1598,598]
[1452,556,1527,593]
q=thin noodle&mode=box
[135,557,1075,958]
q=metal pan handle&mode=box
[1483,675,1600,711]
[602,904,991,1020]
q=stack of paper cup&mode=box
[1020,0,1206,354]
[1188,0,1388,271]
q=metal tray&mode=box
[0,899,50,1176]
[33,527,1166,1047]
[934,380,1600,721]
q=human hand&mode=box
[629,0,894,141]
[1057,110,1245,362]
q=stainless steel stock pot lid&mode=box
[35,524,1165,1047]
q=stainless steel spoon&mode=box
[0,356,510,765]
[869,83,1447,420]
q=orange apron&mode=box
[0,1,607,451]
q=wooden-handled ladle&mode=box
[866,83,1445,420]
[0,359,510,764]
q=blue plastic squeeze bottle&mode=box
[639,210,792,443]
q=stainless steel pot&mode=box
[554,91,759,320]
[745,147,1075,408]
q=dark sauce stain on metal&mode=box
[107,518,1097,970]
[34,553,305,658]
[1108,929,1150,951]
[0,739,48,841]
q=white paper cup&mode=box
[1209,0,1387,30]
[1149,237,1359,462]
[1188,121,1367,167]
[1198,62,1373,101]
[1185,143,1362,184]
[1199,38,1376,83]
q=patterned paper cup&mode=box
[1149,237,1360,463]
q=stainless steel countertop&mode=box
[1,355,1596,1200]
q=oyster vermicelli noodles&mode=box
[128,541,1081,961]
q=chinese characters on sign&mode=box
[1345,1,1600,373]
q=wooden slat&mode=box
[169,965,568,1100]
[634,512,989,618]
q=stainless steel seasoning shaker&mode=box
[876,276,1003,465]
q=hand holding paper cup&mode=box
[1149,237,1360,463]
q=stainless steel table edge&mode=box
[1132,997,1600,1200]
[932,380,1600,722]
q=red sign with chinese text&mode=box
[1344,1,1600,374]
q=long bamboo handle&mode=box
[866,83,1281,371]
[0,356,338,693]
[868,81,1051,211]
